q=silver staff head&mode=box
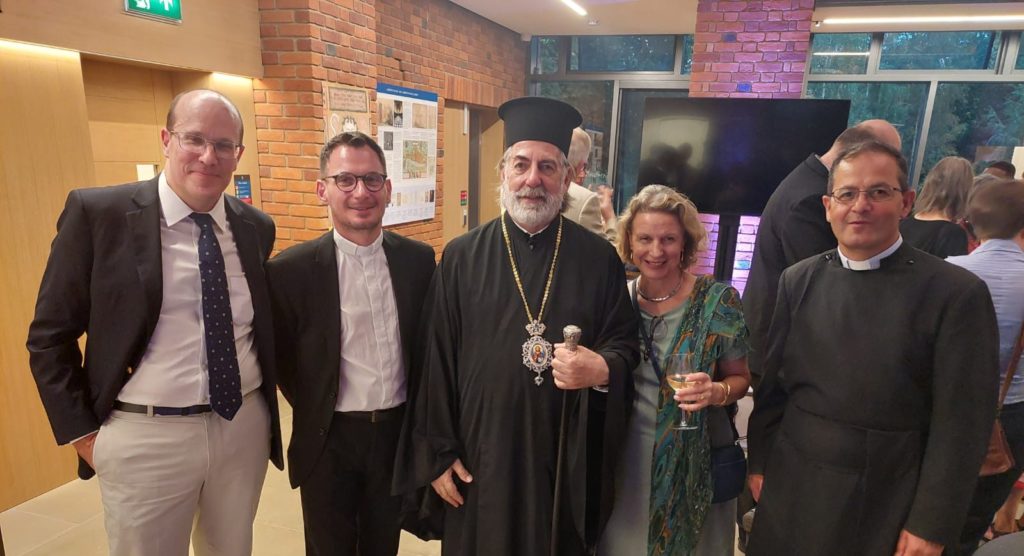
[563,325,582,352]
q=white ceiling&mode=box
[450,0,699,37]
[451,1,1024,37]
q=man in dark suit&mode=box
[26,89,283,556]
[267,131,435,556]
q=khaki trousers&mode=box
[93,392,270,556]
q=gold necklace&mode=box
[501,214,564,386]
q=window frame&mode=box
[806,30,1024,183]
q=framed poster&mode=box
[376,83,437,226]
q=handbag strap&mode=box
[997,321,1024,409]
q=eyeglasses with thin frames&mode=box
[169,131,242,160]
[829,186,903,205]
[322,172,388,193]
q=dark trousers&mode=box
[300,408,405,556]
[954,401,1024,555]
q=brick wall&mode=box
[255,0,526,254]
[376,0,527,251]
[689,1,812,290]
[690,0,813,99]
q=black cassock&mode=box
[747,244,1000,555]
[394,213,639,556]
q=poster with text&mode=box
[377,83,437,226]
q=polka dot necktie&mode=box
[190,213,242,420]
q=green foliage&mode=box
[923,82,1024,175]
[810,33,870,75]
[806,81,929,168]
[571,35,676,72]
[880,31,1001,70]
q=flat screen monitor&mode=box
[638,97,851,216]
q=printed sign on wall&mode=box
[376,83,437,226]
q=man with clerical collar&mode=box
[394,97,639,555]
[266,132,436,555]
[746,140,1000,555]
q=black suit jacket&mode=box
[742,154,836,387]
[266,230,436,488]
[26,178,284,479]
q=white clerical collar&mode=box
[333,228,383,256]
[159,172,227,230]
[837,236,903,271]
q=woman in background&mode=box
[900,156,973,257]
[599,185,750,556]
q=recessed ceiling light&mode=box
[560,0,588,17]
[823,14,1024,25]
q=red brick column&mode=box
[691,0,814,100]
[256,0,525,253]
[689,1,814,292]
[255,0,379,251]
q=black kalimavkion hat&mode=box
[498,96,583,156]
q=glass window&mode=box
[530,37,561,75]
[1017,43,1024,70]
[613,89,689,206]
[922,82,1024,177]
[880,31,1001,70]
[805,82,930,175]
[570,35,676,72]
[809,33,870,75]
[534,81,615,183]
[681,34,694,75]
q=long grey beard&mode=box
[500,183,563,231]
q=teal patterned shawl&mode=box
[646,276,746,556]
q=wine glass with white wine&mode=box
[665,353,698,431]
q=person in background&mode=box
[900,156,972,258]
[983,161,1017,180]
[747,141,999,556]
[598,185,750,556]
[564,127,617,241]
[267,132,436,556]
[947,180,1024,553]
[26,89,283,555]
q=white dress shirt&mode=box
[334,230,406,412]
[837,236,903,271]
[117,173,262,406]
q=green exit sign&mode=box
[125,0,182,24]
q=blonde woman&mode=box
[599,185,751,556]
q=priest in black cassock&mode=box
[393,97,639,555]
[746,140,1000,556]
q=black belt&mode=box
[337,404,405,423]
[113,401,211,416]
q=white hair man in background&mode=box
[563,127,617,241]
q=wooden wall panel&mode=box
[477,111,504,226]
[0,42,95,511]
[82,59,169,186]
[442,103,470,246]
[0,0,261,77]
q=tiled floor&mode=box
[1,395,763,555]
[0,395,441,556]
